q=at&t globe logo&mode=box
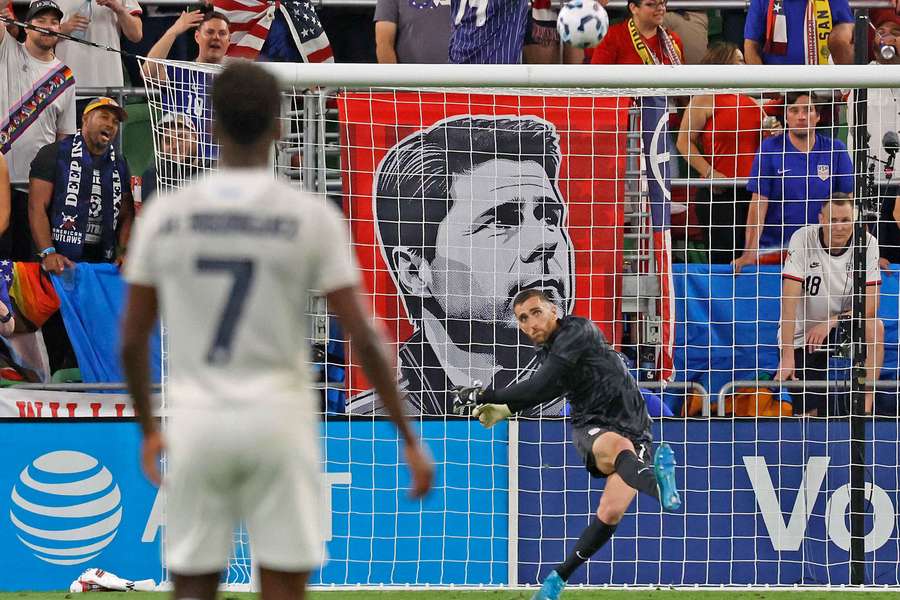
[9,451,122,565]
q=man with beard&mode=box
[1,0,76,259]
[349,115,575,415]
[776,195,883,416]
[733,91,854,273]
[28,96,133,270]
[142,10,231,160]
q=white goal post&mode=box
[142,58,900,590]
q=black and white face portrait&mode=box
[374,115,575,334]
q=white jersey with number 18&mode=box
[124,168,359,412]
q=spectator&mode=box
[28,97,134,274]
[140,112,205,205]
[141,10,230,159]
[0,0,76,186]
[214,0,334,63]
[733,91,854,273]
[676,42,766,264]
[663,9,707,64]
[591,0,683,66]
[776,195,883,415]
[375,0,450,64]
[744,0,853,65]
[56,0,142,116]
[847,9,900,265]
[523,0,607,64]
[449,0,528,64]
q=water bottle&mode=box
[70,0,91,40]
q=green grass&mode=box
[3,591,900,600]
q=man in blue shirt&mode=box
[744,0,853,65]
[733,91,854,273]
[449,0,529,64]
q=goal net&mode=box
[142,58,900,588]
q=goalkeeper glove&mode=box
[472,403,512,428]
[451,381,486,415]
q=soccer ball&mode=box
[557,0,609,49]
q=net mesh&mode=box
[141,57,900,588]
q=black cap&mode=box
[26,0,64,21]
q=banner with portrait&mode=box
[339,92,629,415]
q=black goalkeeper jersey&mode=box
[487,315,651,439]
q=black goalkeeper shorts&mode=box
[572,424,652,478]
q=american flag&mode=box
[640,96,674,381]
[214,0,333,62]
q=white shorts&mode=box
[163,408,326,575]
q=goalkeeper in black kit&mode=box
[452,289,681,600]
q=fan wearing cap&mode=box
[27,96,134,274]
[140,112,207,205]
[1,0,77,195]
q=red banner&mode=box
[339,92,628,415]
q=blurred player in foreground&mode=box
[453,288,680,600]
[120,61,433,600]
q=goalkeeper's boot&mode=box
[531,570,566,600]
[653,442,682,511]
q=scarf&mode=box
[627,18,683,65]
[49,133,123,261]
[765,0,832,64]
[0,64,74,154]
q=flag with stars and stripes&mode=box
[214,0,333,62]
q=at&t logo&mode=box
[9,451,122,565]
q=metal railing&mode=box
[716,379,900,417]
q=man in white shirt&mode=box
[0,0,76,186]
[55,0,142,95]
[776,194,883,415]
[120,62,432,600]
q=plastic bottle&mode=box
[69,0,91,40]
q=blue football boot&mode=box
[531,570,566,600]
[653,442,682,511]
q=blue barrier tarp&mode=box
[672,264,900,396]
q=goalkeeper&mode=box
[453,289,680,600]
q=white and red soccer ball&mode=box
[557,0,609,49]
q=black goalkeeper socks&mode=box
[556,517,618,581]
[614,449,659,499]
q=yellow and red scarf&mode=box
[764,0,832,64]
[627,17,683,65]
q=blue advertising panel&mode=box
[0,422,161,591]
[0,420,509,590]
[517,419,900,586]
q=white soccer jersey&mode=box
[124,168,359,411]
[781,224,881,347]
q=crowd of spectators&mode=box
[0,0,900,414]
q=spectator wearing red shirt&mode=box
[676,42,768,263]
[591,0,683,65]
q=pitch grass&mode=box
[3,592,900,600]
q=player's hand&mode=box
[42,253,75,275]
[141,430,165,486]
[774,354,795,382]
[731,251,757,274]
[451,381,485,415]
[472,404,512,428]
[403,442,433,499]
[805,321,833,352]
[173,10,204,34]
[60,14,89,34]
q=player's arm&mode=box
[480,354,568,412]
[326,285,433,499]
[776,277,801,381]
[120,283,164,485]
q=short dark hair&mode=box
[512,289,554,310]
[200,10,230,26]
[784,91,818,113]
[212,62,279,146]
[373,116,562,319]
[825,192,854,211]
